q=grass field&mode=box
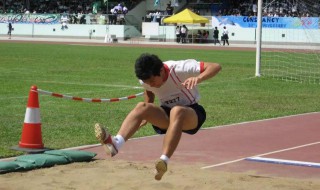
[0,42,319,158]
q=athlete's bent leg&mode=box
[162,106,198,158]
[117,102,169,141]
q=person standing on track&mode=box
[94,53,221,180]
[222,26,229,46]
[213,26,221,45]
[7,22,13,39]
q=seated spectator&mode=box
[196,30,202,43]
[202,30,209,43]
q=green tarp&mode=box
[0,150,97,174]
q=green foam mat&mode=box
[0,150,97,174]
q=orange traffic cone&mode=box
[12,85,49,153]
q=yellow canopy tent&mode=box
[163,9,209,43]
[163,8,209,24]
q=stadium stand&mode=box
[0,0,319,17]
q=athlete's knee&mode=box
[170,106,198,131]
[170,106,188,120]
[137,101,153,108]
[135,102,146,110]
[134,102,152,113]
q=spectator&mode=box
[156,11,162,24]
[252,1,257,16]
[166,2,173,15]
[202,30,209,43]
[222,26,229,46]
[78,11,85,24]
[7,22,13,39]
[180,25,188,43]
[213,27,221,45]
[70,12,78,24]
[115,3,123,13]
[24,9,30,14]
[61,13,69,30]
[85,12,91,24]
[196,30,202,43]
[175,25,181,43]
[110,7,118,24]
[122,5,128,15]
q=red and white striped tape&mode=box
[35,89,144,103]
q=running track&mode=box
[83,112,320,179]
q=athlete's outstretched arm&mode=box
[182,62,221,89]
[139,90,155,127]
[144,90,155,103]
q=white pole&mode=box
[255,0,263,77]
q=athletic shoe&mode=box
[94,123,118,157]
[154,159,167,180]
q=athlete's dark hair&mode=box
[135,53,163,80]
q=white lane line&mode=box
[246,157,320,168]
[201,141,320,169]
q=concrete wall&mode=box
[0,23,141,39]
[1,23,319,44]
[221,27,320,43]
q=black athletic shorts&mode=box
[152,103,206,135]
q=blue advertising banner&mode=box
[212,16,319,29]
[0,14,60,24]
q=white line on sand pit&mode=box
[201,141,320,169]
[246,157,320,168]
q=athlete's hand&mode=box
[182,77,199,89]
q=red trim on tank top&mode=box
[200,62,204,73]
[163,64,169,82]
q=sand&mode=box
[0,159,320,190]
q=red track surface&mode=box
[83,112,320,179]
